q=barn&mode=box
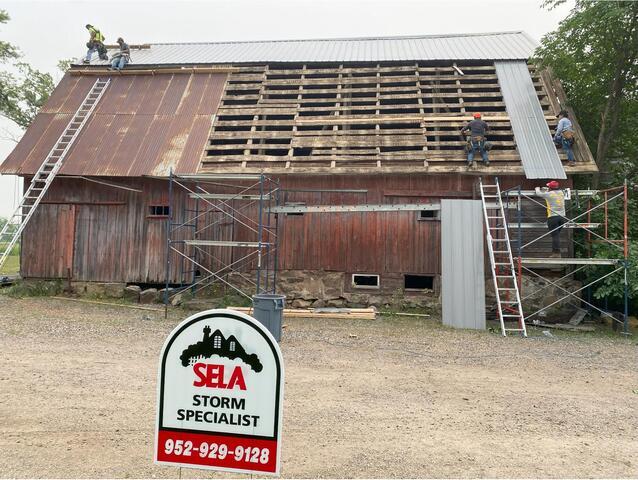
[0,32,597,310]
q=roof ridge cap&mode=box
[148,31,527,47]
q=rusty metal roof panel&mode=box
[495,60,566,180]
[74,31,536,66]
[0,72,227,177]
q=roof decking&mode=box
[1,32,597,178]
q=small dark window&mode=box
[149,205,170,217]
[404,274,434,290]
[286,212,304,216]
[418,210,439,221]
[352,274,380,289]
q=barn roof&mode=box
[1,32,597,178]
[74,31,537,66]
[0,73,226,176]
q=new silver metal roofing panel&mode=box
[441,200,486,331]
[76,31,537,66]
[495,60,566,180]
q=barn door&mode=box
[21,204,75,279]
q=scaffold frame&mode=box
[163,171,280,314]
[502,181,630,334]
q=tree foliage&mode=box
[535,0,638,175]
[536,1,638,314]
[0,9,54,128]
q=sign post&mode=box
[155,309,284,475]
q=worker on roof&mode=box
[554,110,576,167]
[535,180,567,258]
[83,24,108,63]
[109,37,131,71]
[461,112,490,167]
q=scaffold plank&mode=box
[521,258,620,266]
[183,240,268,248]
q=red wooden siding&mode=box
[18,174,570,283]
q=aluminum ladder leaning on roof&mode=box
[0,78,111,271]
[479,177,527,337]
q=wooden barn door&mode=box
[73,205,125,282]
[21,204,75,279]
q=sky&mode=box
[0,0,575,218]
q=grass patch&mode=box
[0,255,20,275]
[5,280,62,298]
[0,242,20,275]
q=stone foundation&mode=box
[259,270,440,310]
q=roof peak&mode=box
[148,31,529,47]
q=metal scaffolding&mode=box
[163,172,280,311]
[502,181,630,334]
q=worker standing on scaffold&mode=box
[535,180,567,258]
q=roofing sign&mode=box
[155,309,284,475]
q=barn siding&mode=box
[18,174,571,283]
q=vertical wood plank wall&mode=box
[18,174,566,283]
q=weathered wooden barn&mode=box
[0,32,596,305]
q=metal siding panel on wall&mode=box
[441,200,485,330]
[495,61,566,180]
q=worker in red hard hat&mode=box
[535,180,567,257]
[461,112,490,167]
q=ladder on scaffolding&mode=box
[479,178,527,337]
[0,78,110,271]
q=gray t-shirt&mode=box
[462,119,489,136]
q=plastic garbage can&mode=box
[252,293,286,342]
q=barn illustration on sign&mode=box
[180,325,263,372]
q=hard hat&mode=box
[473,112,482,118]
[546,180,560,189]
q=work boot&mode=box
[467,161,473,168]
[483,159,490,166]
[549,251,561,258]
[568,161,576,167]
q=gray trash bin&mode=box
[252,294,286,342]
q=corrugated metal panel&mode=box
[441,200,485,330]
[495,60,566,180]
[0,72,226,176]
[74,32,536,66]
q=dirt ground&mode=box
[0,295,636,478]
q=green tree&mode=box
[535,1,638,315]
[535,0,638,175]
[0,9,54,129]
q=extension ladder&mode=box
[479,178,527,337]
[0,78,110,271]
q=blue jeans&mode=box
[467,140,489,163]
[85,46,97,62]
[555,134,575,162]
[111,56,128,70]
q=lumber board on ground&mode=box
[532,322,595,332]
[228,306,376,319]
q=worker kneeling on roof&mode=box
[110,37,131,71]
[461,112,490,167]
[535,180,567,258]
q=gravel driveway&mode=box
[0,295,636,478]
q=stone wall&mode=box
[274,270,439,310]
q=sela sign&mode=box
[154,309,284,475]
